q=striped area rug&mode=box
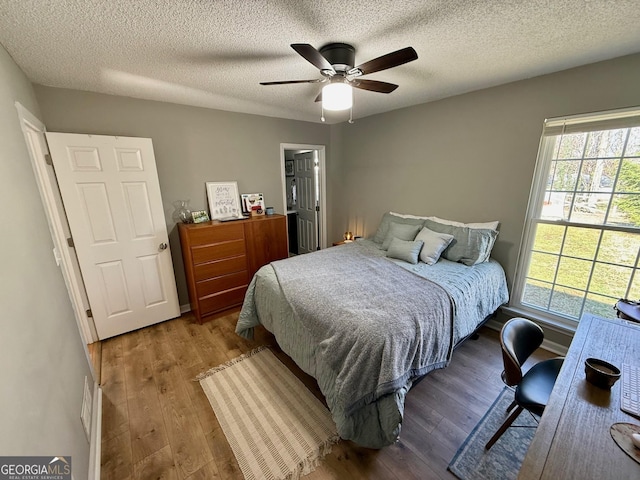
[197,347,340,480]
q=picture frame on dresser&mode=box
[206,181,242,220]
[241,193,265,216]
[191,210,209,223]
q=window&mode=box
[513,107,640,328]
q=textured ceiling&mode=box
[1,1,639,124]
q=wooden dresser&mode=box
[178,214,287,323]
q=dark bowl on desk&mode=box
[584,357,621,389]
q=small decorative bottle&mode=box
[172,200,192,223]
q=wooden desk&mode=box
[519,313,640,479]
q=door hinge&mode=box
[86,309,93,318]
[315,206,320,212]
[67,236,74,248]
[44,153,53,165]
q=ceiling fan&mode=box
[260,43,418,120]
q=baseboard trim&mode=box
[500,305,577,335]
[485,318,568,356]
[180,303,191,314]
[88,383,102,480]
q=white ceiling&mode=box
[1,1,639,124]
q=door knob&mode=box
[159,242,168,251]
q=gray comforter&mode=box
[237,241,509,447]
[272,243,454,416]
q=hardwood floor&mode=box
[100,310,554,480]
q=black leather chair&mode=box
[485,317,564,450]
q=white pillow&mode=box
[389,211,430,220]
[415,227,454,265]
[428,216,499,232]
[389,212,499,232]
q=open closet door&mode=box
[46,133,179,339]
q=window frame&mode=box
[511,106,640,331]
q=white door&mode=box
[46,133,180,339]
[295,151,318,254]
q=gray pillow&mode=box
[372,212,425,244]
[424,219,498,266]
[386,238,424,264]
[414,227,454,265]
[381,222,422,250]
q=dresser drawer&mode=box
[191,239,245,264]
[196,271,248,299]
[193,255,247,282]
[199,286,247,316]
[188,222,245,247]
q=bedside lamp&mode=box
[344,231,353,241]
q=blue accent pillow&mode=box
[381,222,422,250]
[414,227,454,265]
[386,238,424,264]
[424,219,497,266]
[372,212,425,244]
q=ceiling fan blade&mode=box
[291,43,335,72]
[352,79,399,94]
[352,47,418,76]
[260,79,321,85]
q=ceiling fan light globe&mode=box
[322,83,352,111]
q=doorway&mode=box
[15,103,97,344]
[280,143,327,254]
[16,104,180,343]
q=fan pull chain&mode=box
[320,105,325,122]
[348,93,355,123]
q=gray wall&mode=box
[331,52,640,345]
[0,45,92,475]
[33,87,332,305]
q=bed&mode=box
[236,214,509,448]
